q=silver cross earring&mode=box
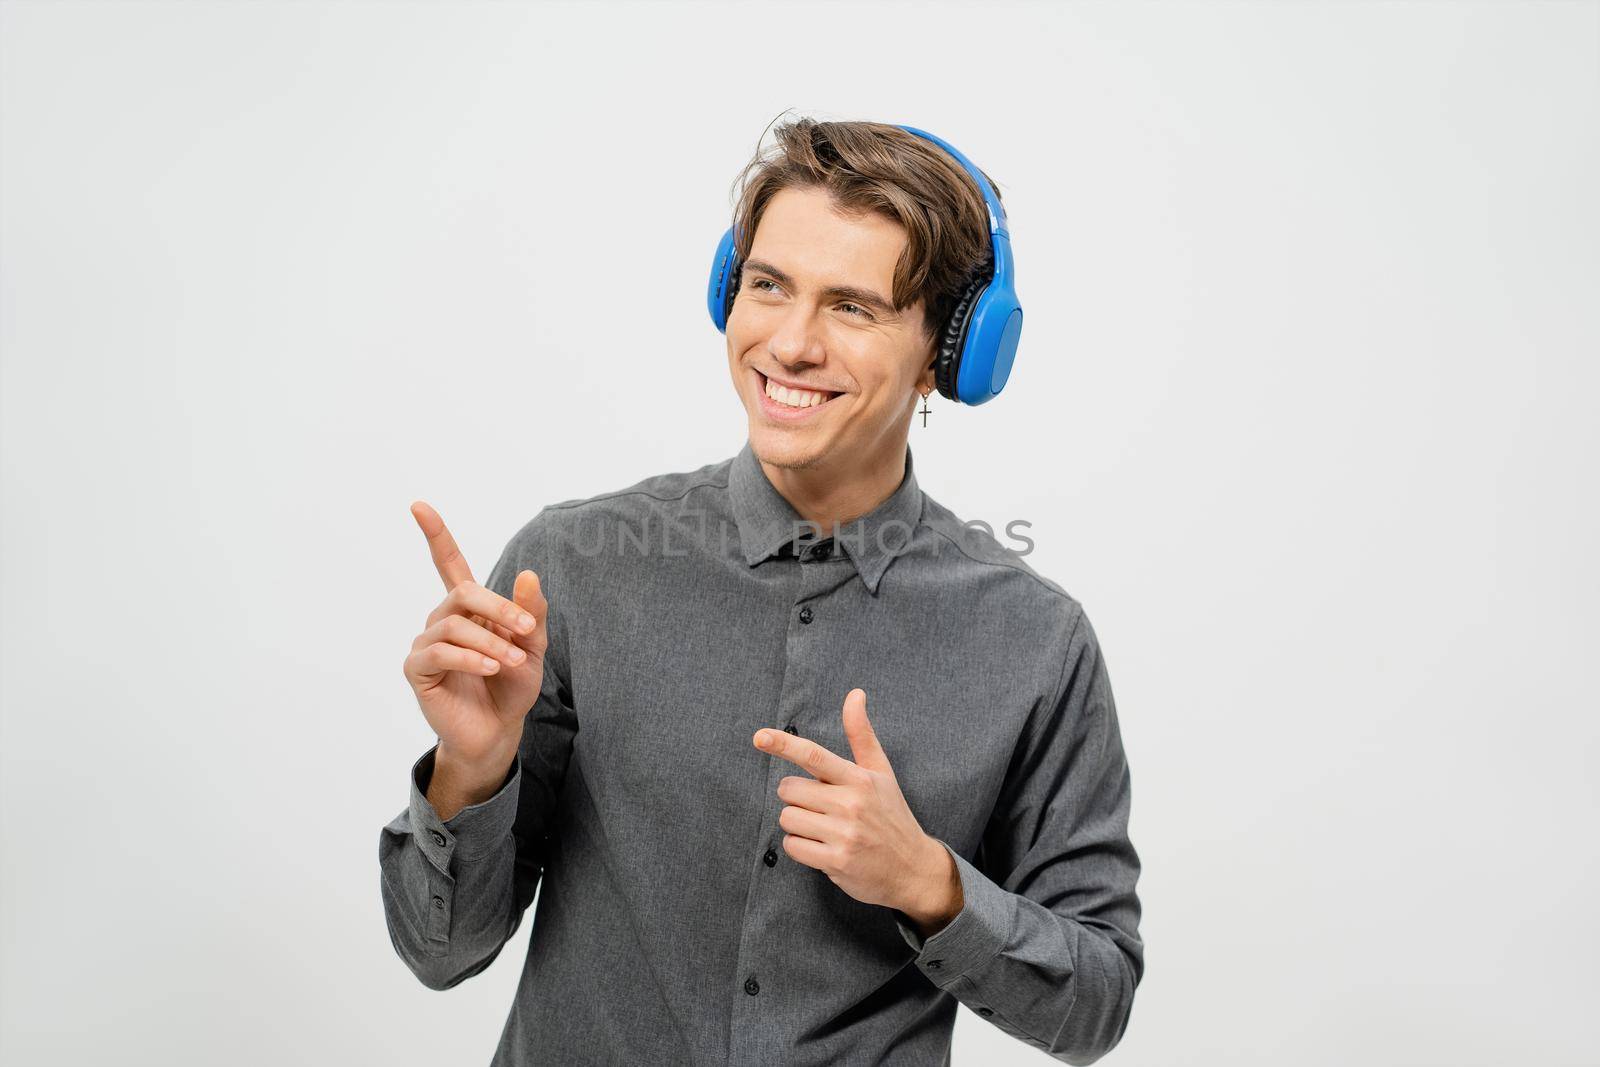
[917,390,932,428]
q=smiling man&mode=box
[381,118,1144,1066]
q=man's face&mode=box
[725,186,936,472]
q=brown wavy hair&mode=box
[726,116,1001,354]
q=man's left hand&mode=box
[753,688,963,934]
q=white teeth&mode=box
[765,377,831,408]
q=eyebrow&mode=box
[740,259,897,318]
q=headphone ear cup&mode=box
[724,256,741,324]
[934,274,985,401]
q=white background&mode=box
[3,1,1596,1064]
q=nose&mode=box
[766,301,826,369]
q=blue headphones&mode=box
[705,124,1022,406]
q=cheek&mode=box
[845,342,923,399]
[725,315,765,361]
[853,367,907,407]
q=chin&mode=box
[747,421,830,471]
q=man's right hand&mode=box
[401,501,549,810]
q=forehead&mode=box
[749,186,906,287]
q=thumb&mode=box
[842,688,892,775]
[510,570,549,653]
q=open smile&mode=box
[753,369,844,423]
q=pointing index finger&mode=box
[411,500,474,591]
[754,728,858,784]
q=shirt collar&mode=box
[727,438,924,596]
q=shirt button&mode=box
[806,542,831,561]
[432,895,445,910]
[744,976,760,996]
[428,830,446,847]
[977,1007,994,1017]
[763,848,777,867]
[784,723,798,735]
[798,606,814,624]
[928,959,943,970]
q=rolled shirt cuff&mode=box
[895,839,1011,985]
[401,743,521,873]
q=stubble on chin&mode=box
[749,430,827,472]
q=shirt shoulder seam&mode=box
[921,522,1080,608]
[1023,602,1089,754]
[540,470,731,514]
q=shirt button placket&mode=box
[733,553,831,1062]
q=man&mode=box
[380,118,1144,1066]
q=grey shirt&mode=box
[378,439,1144,1066]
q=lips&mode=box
[754,370,842,420]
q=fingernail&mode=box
[508,647,525,663]
[518,613,536,631]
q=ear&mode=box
[918,349,938,396]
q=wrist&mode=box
[901,835,964,938]
[430,739,517,819]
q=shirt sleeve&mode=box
[893,603,1145,1065]
[377,510,579,991]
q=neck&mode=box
[759,434,909,534]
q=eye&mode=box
[746,276,871,320]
